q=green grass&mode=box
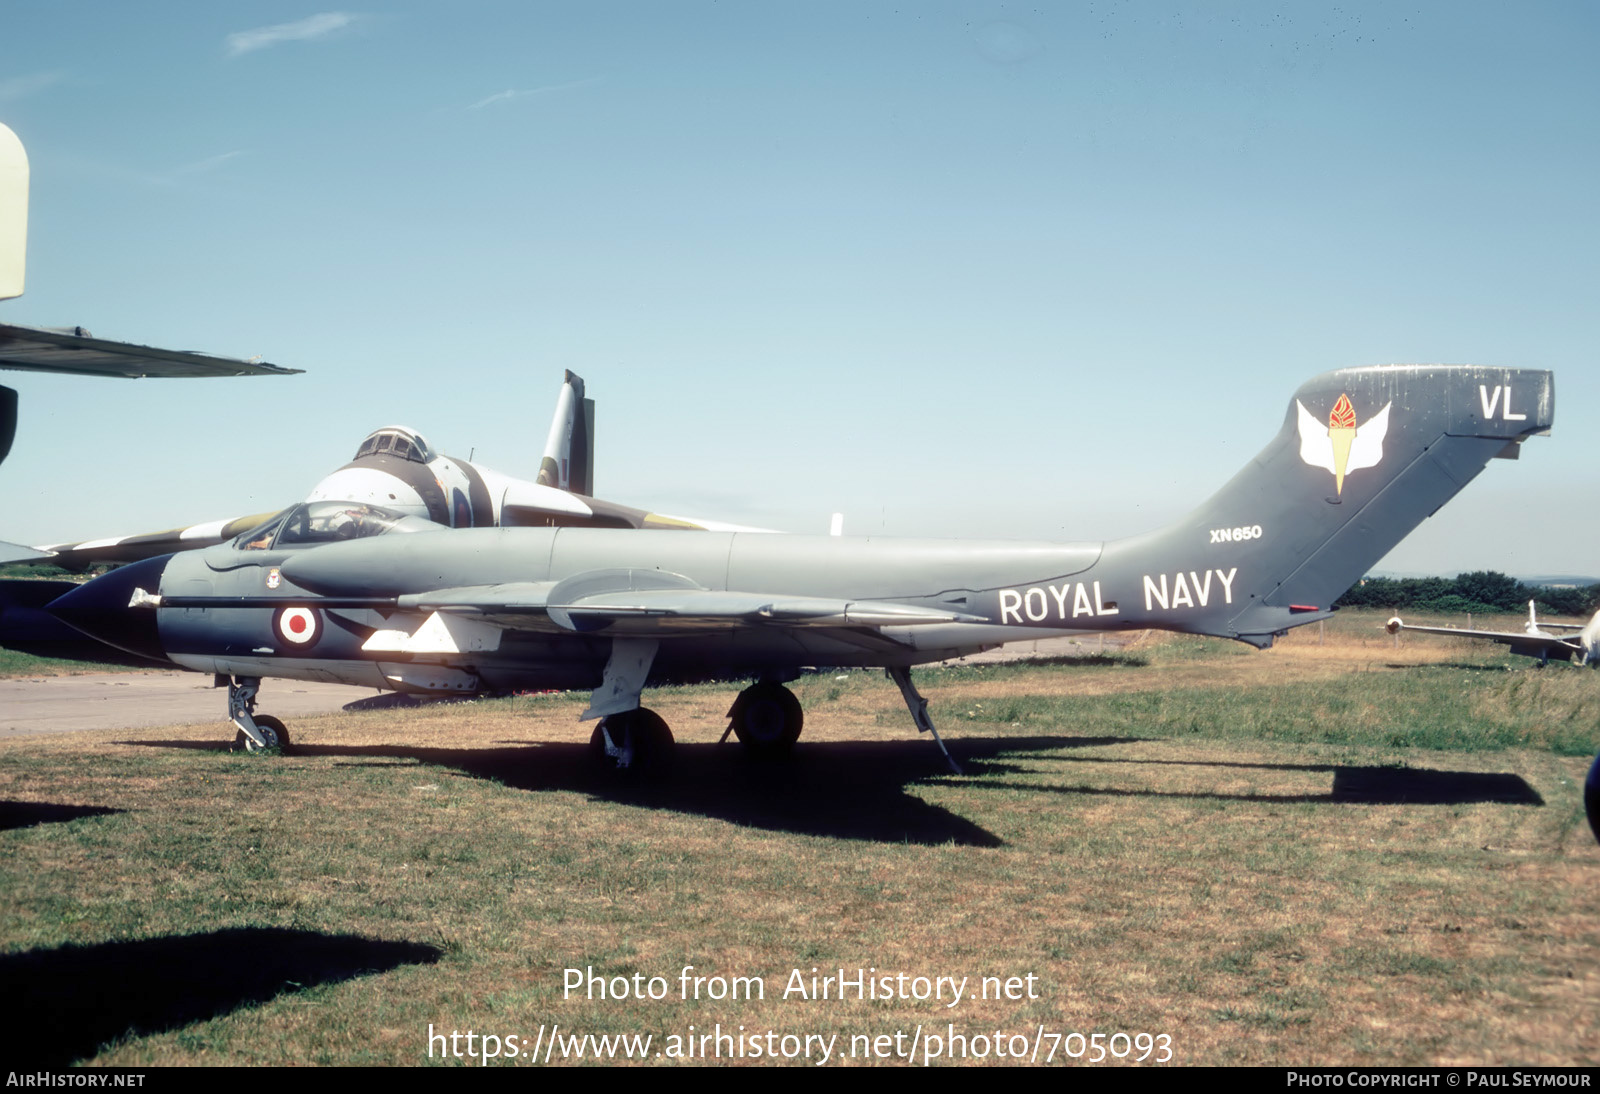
[0,623,1596,1066]
[928,668,1597,754]
[0,648,146,677]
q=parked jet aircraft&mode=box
[1386,600,1599,666]
[49,364,1554,773]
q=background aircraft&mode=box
[0,123,298,472]
[1386,600,1599,666]
[50,364,1554,774]
[26,370,751,573]
[0,119,297,661]
[1390,597,1600,847]
[0,370,761,665]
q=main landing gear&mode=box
[724,680,804,756]
[224,675,292,753]
[590,708,674,775]
[579,639,962,778]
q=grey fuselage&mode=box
[156,528,1121,691]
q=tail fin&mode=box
[0,122,26,302]
[1109,365,1554,646]
[1,123,27,466]
[535,370,595,495]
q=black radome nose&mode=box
[47,554,173,665]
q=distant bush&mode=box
[1423,595,1501,615]
[1535,585,1600,616]
[1334,571,1600,617]
[1453,570,1527,611]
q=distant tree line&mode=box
[1334,571,1600,617]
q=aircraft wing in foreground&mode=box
[50,364,1555,775]
[0,322,299,381]
[1387,600,1599,666]
[1,122,300,466]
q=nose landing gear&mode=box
[225,675,292,753]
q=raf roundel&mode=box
[274,606,322,648]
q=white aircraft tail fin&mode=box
[0,123,26,302]
[536,370,594,495]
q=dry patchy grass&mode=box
[1,614,1595,1067]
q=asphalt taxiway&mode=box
[0,636,1125,740]
[0,672,379,738]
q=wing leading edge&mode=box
[0,323,300,379]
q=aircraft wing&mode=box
[1385,617,1582,659]
[499,480,772,533]
[381,576,976,634]
[34,511,282,571]
[0,323,301,378]
[0,539,51,564]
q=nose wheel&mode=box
[235,713,290,753]
[226,675,292,754]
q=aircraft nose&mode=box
[47,554,173,664]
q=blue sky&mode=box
[2,2,1595,575]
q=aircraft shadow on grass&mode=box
[1383,661,1525,674]
[119,735,1155,848]
[992,752,1543,806]
[117,728,1541,845]
[0,927,441,1067]
[0,799,122,831]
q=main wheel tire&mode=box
[731,682,803,755]
[590,708,674,776]
[234,714,291,754]
[1585,749,1599,847]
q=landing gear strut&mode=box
[725,681,804,756]
[887,665,962,774]
[582,639,672,776]
[224,675,291,753]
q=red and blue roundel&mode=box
[274,606,322,648]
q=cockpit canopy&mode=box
[352,426,435,464]
[235,501,438,551]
